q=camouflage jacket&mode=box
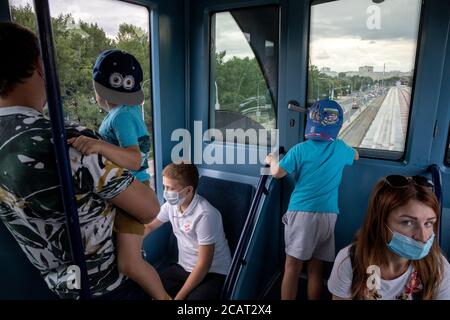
[0,106,134,299]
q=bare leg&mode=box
[281,255,303,300]
[306,258,323,300]
[117,232,169,300]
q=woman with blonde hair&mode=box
[328,175,450,300]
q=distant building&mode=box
[345,68,412,81]
[359,66,374,73]
[320,67,338,78]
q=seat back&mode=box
[0,221,56,299]
[196,175,255,255]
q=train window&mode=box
[9,0,156,189]
[308,0,421,157]
[8,1,37,31]
[209,6,278,145]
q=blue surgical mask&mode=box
[386,225,435,260]
[163,188,186,206]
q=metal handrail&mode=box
[221,147,284,299]
[34,0,91,299]
[220,167,270,300]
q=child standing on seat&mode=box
[265,99,359,300]
[145,163,232,300]
[68,49,169,299]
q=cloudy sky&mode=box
[214,0,421,72]
[215,12,252,60]
[10,0,149,37]
[309,0,422,72]
[11,0,421,72]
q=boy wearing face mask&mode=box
[68,49,169,300]
[145,163,232,300]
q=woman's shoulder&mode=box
[328,244,354,299]
[436,254,450,299]
[331,245,353,274]
[440,254,450,278]
[336,244,353,261]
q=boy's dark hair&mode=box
[0,22,40,98]
[162,162,199,192]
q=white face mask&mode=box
[163,187,188,206]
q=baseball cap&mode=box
[92,49,144,105]
[304,99,343,141]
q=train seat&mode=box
[0,220,56,299]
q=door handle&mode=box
[287,100,306,113]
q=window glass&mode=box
[9,0,155,188]
[308,0,421,155]
[210,6,278,145]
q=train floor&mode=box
[262,273,332,300]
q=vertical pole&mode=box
[33,0,91,299]
[0,0,11,22]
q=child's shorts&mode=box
[282,211,337,262]
[114,210,144,235]
[113,180,150,236]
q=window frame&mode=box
[305,0,426,162]
[207,4,281,147]
[7,0,158,190]
[445,124,450,166]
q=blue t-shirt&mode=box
[99,105,150,182]
[279,139,355,214]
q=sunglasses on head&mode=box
[384,175,434,189]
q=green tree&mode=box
[10,5,152,135]
[116,23,152,135]
[10,4,35,31]
[10,4,155,159]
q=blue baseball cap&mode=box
[304,99,343,141]
[92,49,144,105]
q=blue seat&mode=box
[0,220,56,299]
[196,176,255,255]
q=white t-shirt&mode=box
[157,194,232,275]
[328,245,450,300]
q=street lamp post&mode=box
[317,77,333,100]
[215,81,220,110]
[317,80,320,101]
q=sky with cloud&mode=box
[10,0,421,72]
[10,0,149,37]
[214,0,421,72]
[215,12,254,60]
[309,0,422,72]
